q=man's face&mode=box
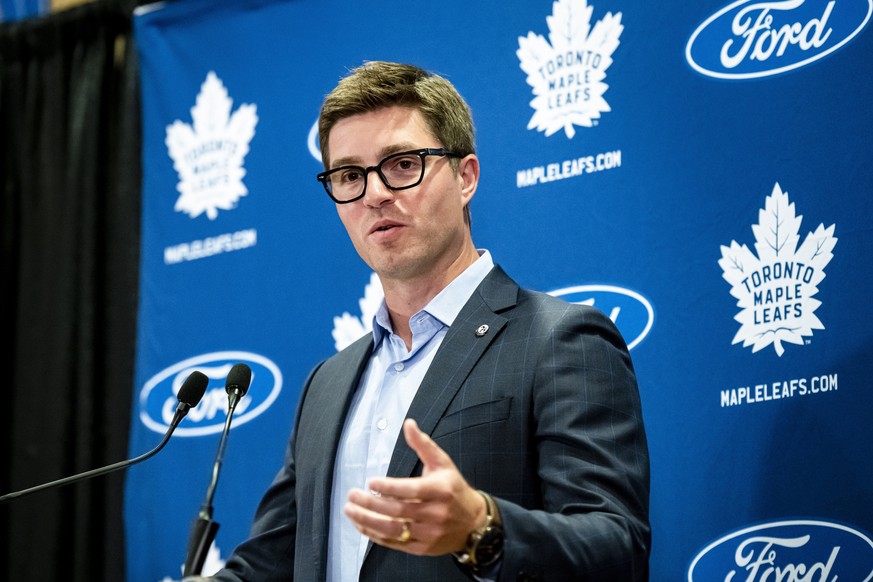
[327,106,477,284]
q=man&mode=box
[205,61,650,581]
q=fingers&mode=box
[347,486,443,527]
[345,480,483,556]
[343,497,408,541]
[365,419,456,501]
[344,493,434,553]
[349,487,418,517]
[344,418,479,556]
[402,418,454,473]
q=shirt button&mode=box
[394,362,404,372]
[376,418,388,431]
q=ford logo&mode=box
[686,0,872,79]
[548,285,654,350]
[688,520,873,581]
[139,351,283,437]
[308,119,321,163]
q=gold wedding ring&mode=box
[397,519,412,543]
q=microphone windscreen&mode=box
[178,370,209,407]
[225,363,252,397]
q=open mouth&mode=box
[371,222,401,234]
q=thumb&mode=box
[403,418,454,472]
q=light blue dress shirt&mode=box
[326,251,494,582]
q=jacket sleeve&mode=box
[496,304,650,582]
[209,436,298,581]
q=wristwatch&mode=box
[452,490,504,571]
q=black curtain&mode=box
[0,1,142,580]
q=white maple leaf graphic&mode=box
[332,272,384,351]
[517,0,623,138]
[719,183,837,356]
[166,72,258,220]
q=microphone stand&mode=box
[182,389,242,577]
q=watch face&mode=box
[475,525,505,566]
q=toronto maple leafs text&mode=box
[741,260,815,324]
[516,149,621,188]
[721,372,838,407]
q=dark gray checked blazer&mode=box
[210,266,650,581]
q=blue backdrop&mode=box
[127,0,873,579]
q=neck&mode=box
[382,243,480,350]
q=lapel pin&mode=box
[475,324,489,337]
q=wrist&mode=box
[452,490,504,571]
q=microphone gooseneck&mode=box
[183,362,252,577]
[0,370,208,505]
[201,362,251,516]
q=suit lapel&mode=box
[311,334,374,464]
[385,266,519,480]
[300,335,374,581]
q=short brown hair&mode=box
[318,61,476,168]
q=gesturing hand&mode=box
[343,418,487,556]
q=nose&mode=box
[361,170,395,208]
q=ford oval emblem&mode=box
[139,351,283,437]
[686,0,872,79]
[688,520,873,581]
[308,118,321,163]
[548,285,654,350]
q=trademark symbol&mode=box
[805,340,812,345]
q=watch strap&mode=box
[452,490,504,569]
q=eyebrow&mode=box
[329,142,422,169]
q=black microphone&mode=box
[183,362,252,577]
[0,370,209,505]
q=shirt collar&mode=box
[371,249,494,342]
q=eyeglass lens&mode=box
[326,151,427,201]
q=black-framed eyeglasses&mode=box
[316,148,462,204]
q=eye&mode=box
[396,158,416,171]
[338,168,363,184]
[384,155,422,175]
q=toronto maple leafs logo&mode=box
[719,183,837,356]
[332,272,384,351]
[166,72,258,220]
[516,0,623,138]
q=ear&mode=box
[457,154,480,207]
